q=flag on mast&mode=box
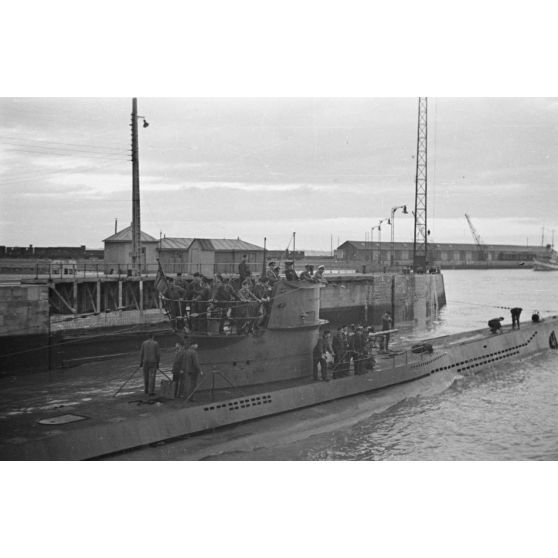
[154,259,169,293]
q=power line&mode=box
[2,145,127,161]
[0,160,127,187]
[1,141,127,157]
[0,135,128,153]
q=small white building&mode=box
[103,226,159,273]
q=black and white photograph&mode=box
[1,95,557,462]
[2,2,557,556]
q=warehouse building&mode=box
[157,237,264,276]
[335,241,549,270]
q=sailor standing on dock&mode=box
[139,333,160,396]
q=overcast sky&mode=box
[1,97,557,251]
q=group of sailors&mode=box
[488,307,542,334]
[488,306,542,333]
[313,313,393,382]
[139,334,202,399]
[162,272,269,334]
[161,257,327,335]
[261,259,327,284]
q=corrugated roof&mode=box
[196,239,215,251]
[103,226,158,243]
[209,238,264,251]
[155,237,265,252]
[159,238,194,250]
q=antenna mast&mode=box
[412,97,428,272]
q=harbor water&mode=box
[122,269,558,460]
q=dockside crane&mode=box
[465,213,488,261]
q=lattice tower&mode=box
[413,97,428,271]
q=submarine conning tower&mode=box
[267,280,323,330]
[186,280,324,390]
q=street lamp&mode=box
[389,205,408,270]
[370,224,381,269]
[377,218,389,269]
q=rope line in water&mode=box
[446,299,558,313]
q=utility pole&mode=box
[131,98,141,275]
[541,226,545,246]
[413,97,428,272]
[130,98,149,275]
[293,232,296,260]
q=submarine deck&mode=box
[1,319,555,460]
[0,341,406,459]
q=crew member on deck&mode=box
[313,330,333,382]
[299,264,314,281]
[139,333,160,396]
[284,261,299,281]
[312,265,327,283]
[238,254,250,283]
[352,326,367,375]
[510,307,523,329]
[332,326,349,378]
[266,261,279,284]
[254,276,272,328]
[381,311,393,350]
[192,276,211,332]
[171,339,187,397]
[488,317,504,333]
[184,343,203,401]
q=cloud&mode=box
[1,98,557,248]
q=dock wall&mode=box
[320,273,446,328]
[0,285,49,338]
[0,273,446,372]
[0,285,50,371]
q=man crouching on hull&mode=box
[488,317,504,334]
[140,333,160,396]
